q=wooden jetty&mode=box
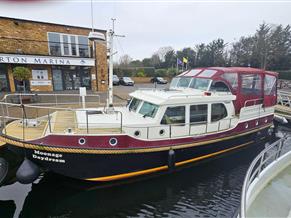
[275,90,291,122]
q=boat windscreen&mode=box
[139,101,159,118]
[129,98,141,112]
[177,77,192,88]
[189,78,211,91]
[170,77,179,88]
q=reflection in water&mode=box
[0,127,288,218]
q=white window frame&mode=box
[47,32,90,57]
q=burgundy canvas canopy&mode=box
[177,67,278,113]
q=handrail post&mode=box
[276,139,284,160]
[48,108,51,133]
[169,125,172,138]
[258,153,265,176]
[188,123,191,135]
[55,94,58,106]
[86,110,89,134]
[120,111,123,133]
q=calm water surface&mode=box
[0,125,289,218]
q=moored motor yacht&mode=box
[0,67,277,182]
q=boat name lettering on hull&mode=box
[32,150,65,163]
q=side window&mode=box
[210,81,230,92]
[221,73,238,90]
[190,105,208,123]
[241,74,262,95]
[128,98,141,112]
[211,103,227,122]
[264,75,276,95]
[161,106,185,124]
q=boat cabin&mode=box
[169,67,277,113]
[123,89,237,139]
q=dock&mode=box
[275,90,291,121]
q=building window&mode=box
[211,103,227,122]
[78,36,90,58]
[52,66,92,91]
[48,33,61,56]
[62,35,70,56]
[48,32,90,57]
[161,106,185,124]
[190,104,208,123]
[0,65,10,92]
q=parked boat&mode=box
[0,67,277,182]
[240,137,291,217]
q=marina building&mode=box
[0,16,108,92]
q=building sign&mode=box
[30,80,52,86]
[0,53,95,66]
[32,69,48,80]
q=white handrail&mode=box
[240,137,287,218]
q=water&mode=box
[0,126,290,218]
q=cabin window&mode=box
[198,69,217,78]
[170,77,179,88]
[186,69,201,77]
[210,81,230,92]
[139,102,159,118]
[241,74,262,95]
[211,103,227,122]
[264,75,276,95]
[177,77,192,88]
[189,78,211,91]
[161,106,185,124]
[221,73,238,90]
[128,98,141,112]
[190,105,208,123]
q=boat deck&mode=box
[247,164,291,217]
[275,104,291,120]
[3,111,121,141]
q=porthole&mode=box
[245,123,248,129]
[265,118,268,123]
[109,138,118,146]
[255,120,259,126]
[78,138,86,145]
[134,130,140,137]
[159,129,165,136]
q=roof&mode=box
[0,16,106,33]
[178,67,278,78]
[130,89,236,105]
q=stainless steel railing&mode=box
[0,94,269,140]
[240,137,288,218]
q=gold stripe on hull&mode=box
[86,141,254,182]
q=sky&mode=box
[0,0,291,61]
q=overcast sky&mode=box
[0,0,291,61]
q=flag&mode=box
[177,58,183,65]
[183,57,188,64]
